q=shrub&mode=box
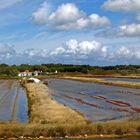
[55,126,66,137]
[106,128,113,134]
[115,128,123,135]
[68,126,80,136]
[32,127,42,137]
[96,125,104,134]
[137,126,140,133]
[46,127,57,137]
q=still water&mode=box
[0,80,28,123]
[103,77,140,83]
[47,79,140,122]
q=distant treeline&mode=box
[0,63,140,76]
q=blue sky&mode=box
[0,0,140,65]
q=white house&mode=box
[18,70,32,77]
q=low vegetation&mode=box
[0,119,140,138]
[0,63,140,77]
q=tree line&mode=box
[0,63,139,77]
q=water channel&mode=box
[103,77,140,83]
[0,80,28,123]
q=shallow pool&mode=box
[0,80,28,123]
[47,78,140,122]
[103,77,140,83]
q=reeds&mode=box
[0,120,140,138]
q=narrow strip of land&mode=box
[25,83,87,125]
[61,76,140,89]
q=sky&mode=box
[0,0,140,65]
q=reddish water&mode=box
[48,79,140,122]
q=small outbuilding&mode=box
[27,78,40,83]
[33,71,42,76]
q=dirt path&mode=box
[25,83,87,125]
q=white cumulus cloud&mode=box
[103,0,140,12]
[50,39,107,58]
[119,24,140,37]
[32,2,49,25]
[50,47,65,55]
[89,14,110,27]
[0,41,140,65]
[48,3,83,27]
[115,46,133,58]
[32,3,110,30]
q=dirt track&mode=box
[25,83,87,125]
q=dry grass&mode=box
[61,76,140,89]
[25,83,87,125]
[0,119,140,138]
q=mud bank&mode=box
[61,77,140,89]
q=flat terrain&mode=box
[60,76,140,89]
[25,83,87,125]
[0,80,28,123]
[47,78,140,122]
[0,79,139,139]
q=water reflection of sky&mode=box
[48,79,140,122]
[103,77,140,83]
[0,80,28,123]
